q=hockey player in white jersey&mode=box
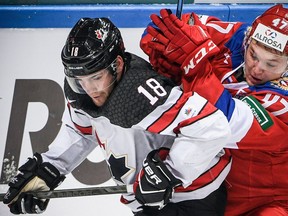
[3,17,251,216]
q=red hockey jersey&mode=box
[182,14,288,215]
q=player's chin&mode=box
[92,96,107,107]
[246,75,263,86]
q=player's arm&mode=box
[133,103,231,209]
[164,92,232,187]
[227,93,288,150]
[3,102,98,214]
[42,102,98,174]
[150,88,233,183]
[133,90,232,208]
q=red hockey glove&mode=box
[180,39,219,89]
[141,9,220,85]
[147,9,212,65]
[151,53,182,85]
[157,57,182,85]
[3,153,65,214]
[140,21,182,84]
[134,150,182,210]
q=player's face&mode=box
[244,40,288,86]
[76,69,116,107]
[76,56,124,107]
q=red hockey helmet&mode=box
[246,4,288,54]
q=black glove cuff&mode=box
[37,162,65,190]
[146,150,182,188]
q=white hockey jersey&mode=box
[42,53,251,212]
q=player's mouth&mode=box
[248,74,262,85]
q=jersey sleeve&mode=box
[166,94,232,187]
[41,103,98,175]
[230,90,288,151]
[135,87,232,187]
[207,20,248,82]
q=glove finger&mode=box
[148,41,166,52]
[3,187,20,204]
[161,13,187,41]
[4,170,35,204]
[169,11,184,28]
[9,193,25,214]
[150,14,174,40]
[159,8,172,18]
[160,9,183,30]
[160,9,178,32]
[9,201,22,214]
[24,194,49,214]
[147,26,169,45]
[169,13,185,28]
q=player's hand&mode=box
[147,9,211,65]
[140,9,219,84]
[3,153,65,214]
[140,21,182,85]
[133,150,181,210]
[150,51,182,85]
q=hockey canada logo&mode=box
[95,18,109,42]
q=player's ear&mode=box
[116,55,124,80]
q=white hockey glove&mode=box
[133,150,182,210]
[3,153,65,214]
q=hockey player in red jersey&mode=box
[140,4,288,216]
[2,17,255,216]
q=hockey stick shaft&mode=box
[176,0,184,18]
[0,185,131,201]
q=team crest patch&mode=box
[241,95,273,130]
[183,105,197,117]
[270,77,288,91]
